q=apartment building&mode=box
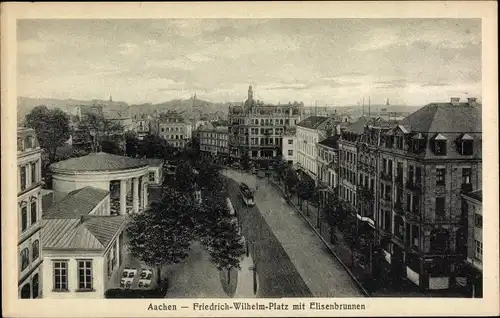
[17,128,44,298]
[198,123,229,163]
[316,135,340,205]
[153,115,193,149]
[377,97,481,291]
[462,190,482,297]
[296,116,337,181]
[228,85,302,164]
[281,127,296,165]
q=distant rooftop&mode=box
[318,135,340,149]
[297,116,331,130]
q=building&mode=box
[281,127,296,165]
[296,116,337,181]
[228,85,302,165]
[316,135,340,206]
[462,190,482,297]
[144,158,164,186]
[49,152,151,215]
[375,97,481,291]
[152,114,193,149]
[17,128,44,298]
[198,123,229,163]
[41,187,127,298]
[132,115,154,140]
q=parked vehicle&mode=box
[240,183,255,207]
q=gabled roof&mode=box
[198,122,215,131]
[297,116,331,129]
[50,152,149,172]
[399,102,481,133]
[42,215,127,250]
[44,187,109,219]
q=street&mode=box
[223,169,365,297]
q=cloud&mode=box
[18,39,47,55]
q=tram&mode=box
[240,183,255,207]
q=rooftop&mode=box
[318,135,340,149]
[297,116,331,129]
[399,101,481,133]
[44,187,109,219]
[42,215,127,250]
[50,152,149,172]
[143,158,164,167]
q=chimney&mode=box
[467,97,477,107]
[450,97,460,106]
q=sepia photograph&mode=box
[2,1,498,317]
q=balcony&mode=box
[404,209,421,223]
[393,201,404,215]
[395,174,403,186]
[461,183,473,193]
[405,180,422,192]
[380,172,393,182]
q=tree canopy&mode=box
[25,105,71,162]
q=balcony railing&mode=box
[380,172,393,182]
[461,183,473,193]
[405,180,422,192]
[404,209,421,223]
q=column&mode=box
[133,177,139,214]
[115,234,120,267]
[143,180,149,209]
[120,179,127,215]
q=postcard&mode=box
[1,1,498,317]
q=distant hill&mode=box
[17,96,230,123]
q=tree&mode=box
[125,132,140,157]
[101,139,124,155]
[321,195,340,243]
[174,162,198,195]
[25,105,71,162]
[297,176,315,215]
[126,188,196,285]
[241,149,250,170]
[78,113,124,152]
[284,166,299,198]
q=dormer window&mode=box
[412,133,425,154]
[433,134,447,155]
[459,134,474,155]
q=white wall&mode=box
[52,178,110,193]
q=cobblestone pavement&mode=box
[223,170,365,297]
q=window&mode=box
[288,150,293,156]
[288,139,293,145]
[474,240,483,259]
[78,260,93,290]
[462,168,472,184]
[21,203,28,232]
[20,166,27,191]
[30,198,37,225]
[31,162,37,184]
[32,240,39,261]
[436,168,446,185]
[435,197,445,217]
[434,140,447,155]
[53,261,68,291]
[149,172,155,182]
[461,140,474,155]
[475,213,483,228]
[20,248,29,271]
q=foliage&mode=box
[78,113,124,152]
[241,150,250,170]
[198,160,226,194]
[25,105,71,162]
[206,218,245,271]
[174,162,198,194]
[137,133,171,159]
[125,131,140,157]
[284,166,299,196]
[100,139,124,155]
[297,176,316,201]
[126,188,196,283]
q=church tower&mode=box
[248,85,253,100]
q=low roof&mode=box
[44,187,109,219]
[50,152,149,172]
[463,190,482,202]
[318,135,340,149]
[297,116,330,130]
[42,215,127,250]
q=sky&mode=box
[17,19,481,106]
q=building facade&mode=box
[462,190,482,297]
[316,135,340,207]
[281,128,296,165]
[198,123,229,163]
[17,128,44,298]
[376,97,481,291]
[42,187,127,298]
[228,85,302,164]
[153,115,193,149]
[296,116,337,182]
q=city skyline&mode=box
[18,19,481,106]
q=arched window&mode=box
[20,283,31,299]
[30,197,37,225]
[32,240,40,261]
[32,274,39,298]
[20,248,30,271]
